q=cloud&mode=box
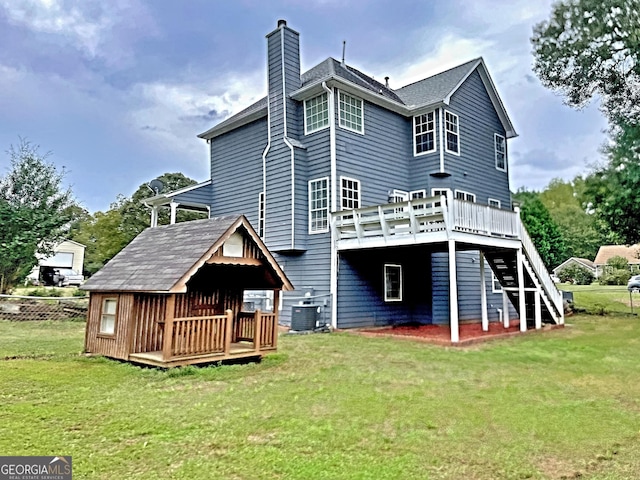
[127,71,265,160]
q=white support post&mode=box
[448,239,459,343]
[150,206,159,228]
[517,247,527,332]
[479,251,488,332]
[170,202,178,225]
[502,291,510,328]
[534,288,542,330]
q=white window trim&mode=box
[491,272,503,293]
[340,176,361,210]
[494,133,507,172]
[390,189,409,203]
[384,264,403,302]
[413,111,437,156]
[444,110,460,156]
[337,90,364,135]
[488,198,501,209]
[455,189,476,203]
[431,188,451,207]
[99,297,117,336]
[410,189,427,200]
[308,177,330,234]
[304,93,330,135]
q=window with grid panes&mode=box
[304,93,329,134]
[414,112,436,154]
[338,92,363,133]
[309,178,329,233]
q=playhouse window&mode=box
[100,298,117,335]
[384,264,403,302]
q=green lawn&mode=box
[559,284,639,316]
[1,317,640,479]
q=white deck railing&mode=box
[331,196,563,318]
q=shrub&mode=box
[26,288,63,297]
[598,269,631,285]
[72,289,87,297]
[557,264,594,285]
[606,255,630,271]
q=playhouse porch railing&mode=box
[163,309,278,359]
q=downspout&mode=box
[280,26,296,250]
[438,107,445,173]
[322,81,338,329]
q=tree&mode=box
[532,0,640,125]
[539,178,603,259]
[583,122,640,244]
[0,139,76,292]
[513,190,567,271]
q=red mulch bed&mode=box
[356,321,563,346]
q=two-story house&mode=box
[144,20,564,342]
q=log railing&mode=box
[165,309,278,359]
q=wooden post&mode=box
[273,290,280,349]
[517,247,527,332]
[224,309,233,355]
[448,239,459,343]
[479,251,488,332]
[502,291,510,329]
[254,309,262,352]
[162,294,176,360]
[534,289,542,330]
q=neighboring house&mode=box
[81,216,293,367]
[144,20,563,342]
[27,239,86,285]
[553,258,596,278]
[594,245,640,277]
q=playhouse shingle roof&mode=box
[82,216,241,292]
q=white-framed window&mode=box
[309,177,329,233]
[495,133,506,171]
[431,188,451,207]
[455,190,476,202]
[410,190,426,200]
[338,91,364,133]
[304,93,329,134]
[100,298,117,335]
[488,198,501,208]
[258,192,265,238]
[390,189,408,203]
[444,110,460,155]
[341,176,360,210]
[491,272,503,293]
[413,112,436,155]
[384,264,403,302]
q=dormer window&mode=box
[444,110,460,155]
[338,91,363,133]
[414,112,436,155]
[304,93,329,134]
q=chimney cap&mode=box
[277,19,287,28]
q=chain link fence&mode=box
[0,294,88,321]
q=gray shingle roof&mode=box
[82,216,240,292]
[198,97,267,139]
[394,58,480,107]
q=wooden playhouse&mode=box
[81,215,293,367]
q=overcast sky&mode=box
[0,0,609,213]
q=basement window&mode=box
[384,264,403,302]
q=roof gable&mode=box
[82,216,293,293]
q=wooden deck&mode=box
[128,342,273,367]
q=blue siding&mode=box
[336,247,432,329]
[445,70,511,208]
[336,97,412,205]
[410,108,442,193]
[171,183,212,206]
[432,250,518,324]
[210,119,266,227]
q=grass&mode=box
[559,284,639,316]
[2,316,640,479]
